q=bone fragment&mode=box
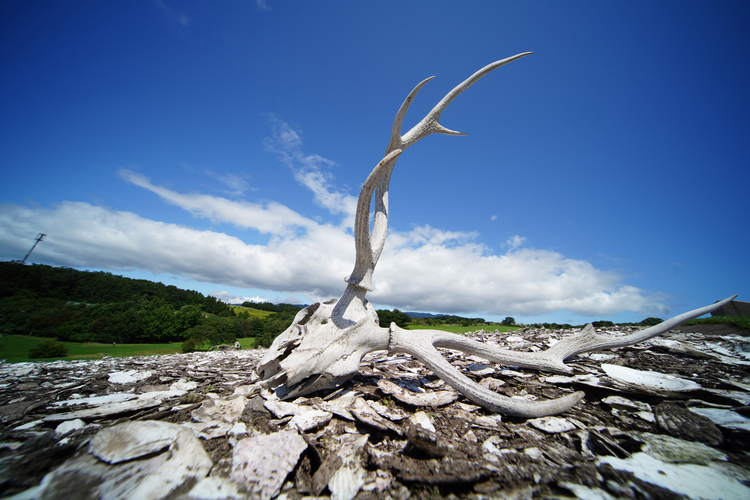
[377,378,458,407]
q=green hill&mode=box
[0,262,297,349]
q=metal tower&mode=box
[21,233,46,264]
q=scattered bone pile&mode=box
[1,324,749,499]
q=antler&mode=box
[346,53,533,291]
[257,55,738,419]
[388,295,737,416]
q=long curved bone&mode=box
[394,294,739,376]
[388,294,737,417]
[388,326,585,417]
[257,54,738,417]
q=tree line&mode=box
[408,313,487,327]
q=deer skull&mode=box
[257,54,737,417]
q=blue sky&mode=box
[1,1,748,325]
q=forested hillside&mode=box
[0,262,299,349]
[1,261,229,310]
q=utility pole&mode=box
[21,233,46,264]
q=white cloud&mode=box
[264,118,358,226]
[118,169,314,237]
[210,291,267,305]
[0,201,352,299]
[256,0,271,12]
[388,225,478,249]
[0,120,669,318]
[211,172,252,196]
[374,245,668,316]
[505,235,526,250]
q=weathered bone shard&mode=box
[256,54,737,417]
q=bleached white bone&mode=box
[256,54,738,417]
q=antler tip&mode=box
[435,125,466,136]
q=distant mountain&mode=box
[404,312,440,319]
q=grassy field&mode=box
[227,305,273,318]
[0,335,260,364]
[406,324,520,334]
[237,337,260,349]
[685,315,750,331]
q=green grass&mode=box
[237,337,259,349]
[228,305,273,318]
[406,324,520,334]
[0,335,261,363]
[684,315,750,331]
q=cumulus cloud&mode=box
[209,291,268,305]
[374,245,668,316]
[0,201,352,299]
[505,235,526,251]
[387,225,478,250]
[0,120,669,318]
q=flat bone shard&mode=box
[256,54,738,417]
[231,430,308,500]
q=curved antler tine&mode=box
[370,54,533,274]
[395,294,739,379]
[389,325,584,417]
[396,293,740,392]
[427,52,533,122]
[388,76,435,152]
[346,149,402,290]
[545,294,738,361]
[431,124,466,136]
[401,52,533,148]
[425,329,572,374]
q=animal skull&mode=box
[257,54,737,417]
